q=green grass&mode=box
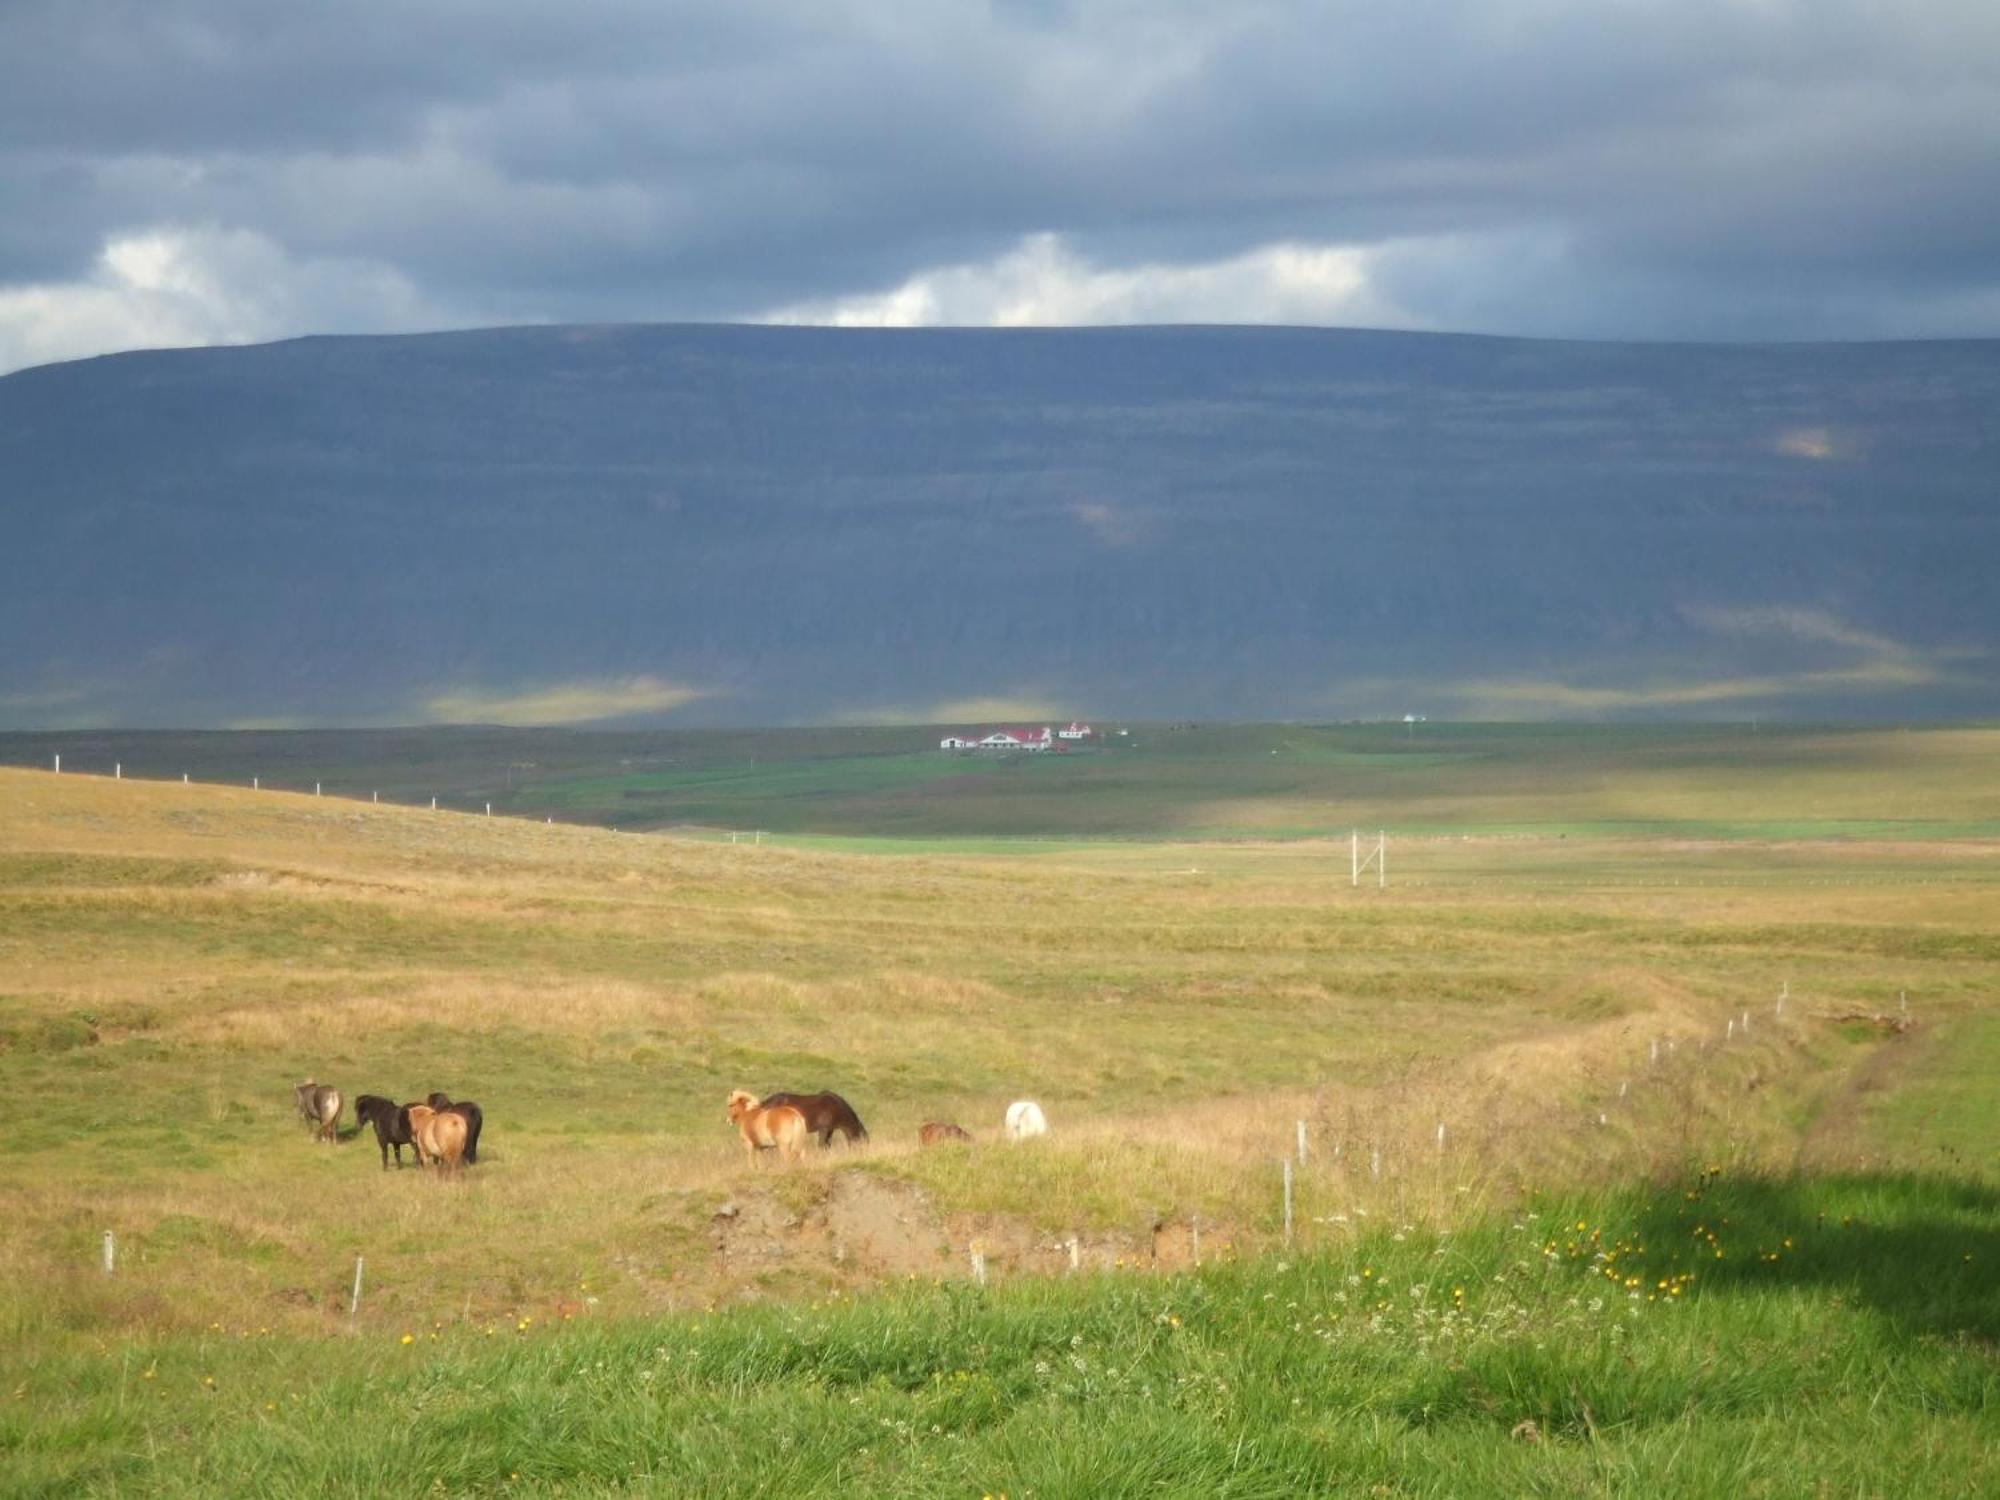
[9,722,2000,841]
[1851,1010,2000,1179]
[5,1171,1992,1497]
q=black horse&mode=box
[759,1090,868,1147]
[426,1093,485,1164]
[355,1094,416,1170]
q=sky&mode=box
[3,0,1998,374]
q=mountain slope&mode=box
[1,323,1994,726]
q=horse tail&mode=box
[461,1104,483,1164]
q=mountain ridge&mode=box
[2,322,1994,727]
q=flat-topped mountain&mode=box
[1,324,1993,727]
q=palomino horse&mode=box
[727,1089,807,1165]
[1004,1100,1048,1141]
[919,1121,973,1147]
[404,1104,469,1170]
[758,1090,868,1147]
[295,1081,342,1143]
[425,1093,485,1165]
[354,1094,416,1169]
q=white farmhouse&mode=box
[940,726,1055,752]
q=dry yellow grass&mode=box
[3,766,1995,1338]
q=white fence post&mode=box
[1067,1237,1080,1273]
[53,753,60,774]
[970,1244,986,1286]
[252,776,259,790]
[102,1230,115,1275]
[1296,1119,1308,1163]
[350,1255,365,1316]
[115,762,121,780]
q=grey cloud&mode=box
[2,0,1998,359]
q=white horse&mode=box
[294,1080,342,1143]
[1004,1100,1048,1141]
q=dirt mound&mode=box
[712,1171,954,1277]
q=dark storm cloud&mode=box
[2,0,1998,364]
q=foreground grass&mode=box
[5,1170,1993,1497]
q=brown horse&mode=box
[405,1104,469,1170]
[425,1092,484,1165]
[727,1089,807,1165]
[919,1121,973,1147]
[354,1094,416,1169]
[758,1090,868,1147]
[295,1081,342,1143]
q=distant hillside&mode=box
[1,324,1994,727]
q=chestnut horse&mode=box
[354,1094,416,1169]
[425,1092,484,1165]
[919,1121,972,1147]
[405,1104,469,1170]
[295,1081,342,1143]
[727,1089,807,1165]
[758,1090,868,1147]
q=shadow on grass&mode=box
[1619,1169,2000,1342]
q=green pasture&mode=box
[7,722,1999,841]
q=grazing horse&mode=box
[919,1121,973,1147]
[355,1094,416,1169]
[1004,1100,1048,1141]
[405,1104,469,1170]
[727,1089,807,1165]
[425,1093,484,1165]
[294,1081,342,1143]
[758,1090,868,1147]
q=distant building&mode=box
[939,725,1057,752]
[1056,721,1094,740]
